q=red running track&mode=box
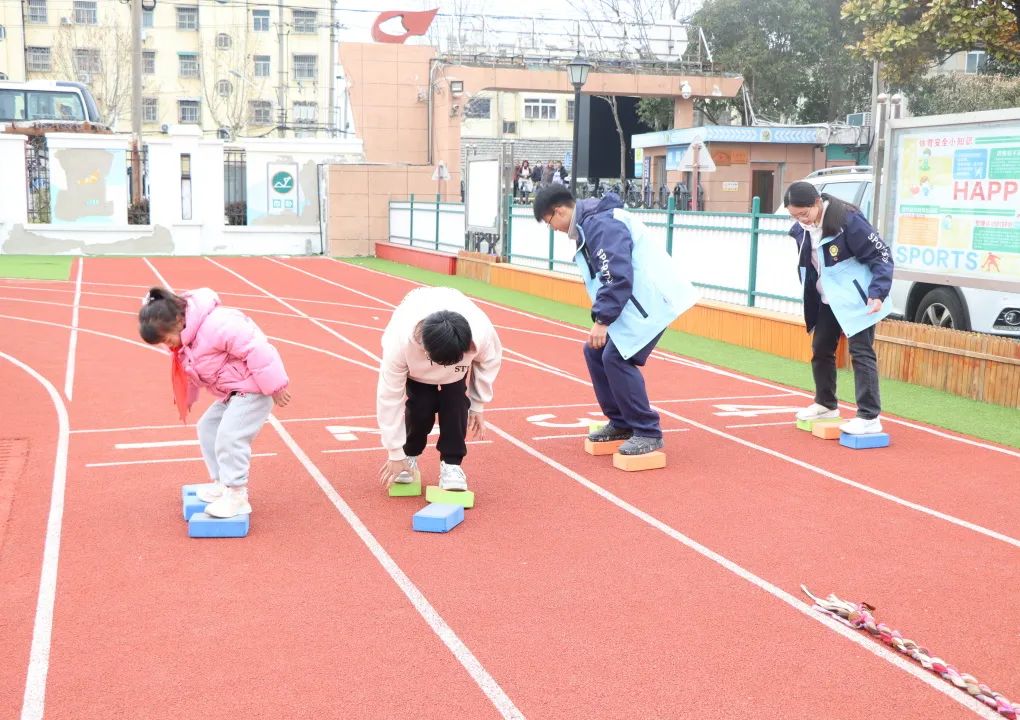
[0,256,1017,720]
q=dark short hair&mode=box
[533,185,575,222]
[420,310,472,366]
[138,287,187,344]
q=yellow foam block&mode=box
[584,438,625,456]
[812,422,844,440]
[612,451,667,472]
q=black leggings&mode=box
[402,377,470,464]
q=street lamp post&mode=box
[566,54,592,197]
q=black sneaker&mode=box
[588,422,633,443]
[617,436,664,455]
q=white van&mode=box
[0,80,102,125]
[776,166,1020,336]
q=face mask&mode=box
[799,221,818,232]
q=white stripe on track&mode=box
[2,353,70,720]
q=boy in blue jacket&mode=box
[534,186,697,455]
[785,181,893,434]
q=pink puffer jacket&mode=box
[178,288,288,401]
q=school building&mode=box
[631,124,870,213]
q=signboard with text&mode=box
[884,113,1020,289]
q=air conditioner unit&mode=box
[846,111,872,127]
[60,17,71,25]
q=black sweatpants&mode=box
[811,302,881,419]
[403,377,470,465]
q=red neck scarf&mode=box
[171,348,191,422]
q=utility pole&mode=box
[277,0,287,137]
[328,0,336,137]
[131,0,143,204]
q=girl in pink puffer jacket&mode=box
[139,287,291,519]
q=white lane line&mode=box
[114,440,200,450]
[62,258,83,401]
[205,258,382,364]
[498,346,1020,550]
[332,257,1020,458]
[257,259,1009,715]
[72,423,197,434]
[322,440,493,454]
[2,352,70,720]
[267,257,397,309]
[267,261,1020,548]
[143,257,172,289]
[85,453,277,468]
[726,421,794,429]
[532,428,689,441]
[484,420,1002,720]
[269,416,525,719]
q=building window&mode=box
[502,120,517,134]
[293,101,317,124]
[28,0,47,24]
[0,25,6,40]
[464,97,491,118]
[26,46,51,72]
[143,50,155,75]
[524,98,557,120]
[254,55,270,78]
[253,9,270,32]
[216,79,232,97]
[249,100,272,124]
[176,6,198,31]
[216,33,231,50]
[567,100,575,121]
[0,73,6,80]
[292,10,317,33]
[142,8,153,28]
[178,100,200,124]
[965,50,987,74]
[73,1,97,25]
[179,53,199,78]
[73,48,101,76]
[292,54,317,80]
[142,97,159,123]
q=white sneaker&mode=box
[438,462,468,492]
[204,486,252,518]
[393,456,419,484]
[796,403,840,421]
[840,417,883,435]
[195,482,224,503]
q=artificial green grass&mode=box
[342,256,1020,449]
[0,255,73,281]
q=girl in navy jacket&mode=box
[785,181,893,435]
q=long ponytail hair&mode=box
[784,180,860,237]
[139,287,186,344]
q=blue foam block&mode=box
[182,495,208,521]
[839,432,890,449]
[188,512,250,538]
[412,503,464,533]
[181,484,207,502]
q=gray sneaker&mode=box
[617,436,664,455]
[393,456,419,484]
[588,422,633,443]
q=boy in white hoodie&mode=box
[377,287,503,492]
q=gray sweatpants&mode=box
[197,393,274,488]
